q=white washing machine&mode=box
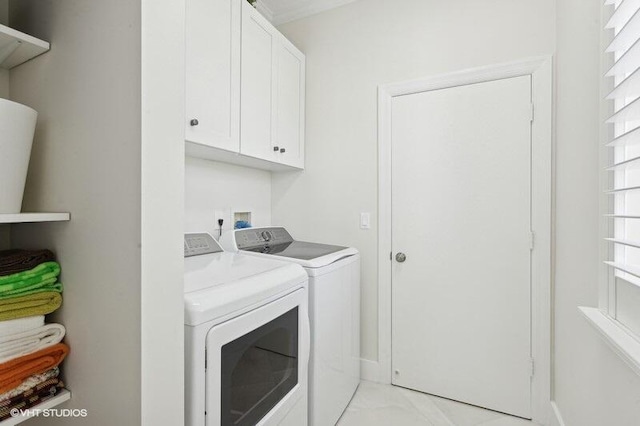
[220,227,360,426]
[184,232,310,426]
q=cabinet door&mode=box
[240,1,276,160]
[273,40,305,169]
[185,0,240,152]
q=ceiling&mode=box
[257,0,358,25]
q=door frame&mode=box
[376,57,553,424]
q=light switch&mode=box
[360,212,371,230]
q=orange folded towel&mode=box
[0,343,68,393]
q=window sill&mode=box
[579,307,640,376]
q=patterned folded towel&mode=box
[0,262,61,299]
[0,250,55,277]
[0,292,62,322]
[0,368,59,401]
[0,316,44,335]
[0,343,68,393]
[0,377,64,420]
[0,323,66,364]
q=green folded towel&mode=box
[0,282,62,300]
[0,262,61,298]
[0,292,62,321]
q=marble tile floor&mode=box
[337,381,539,426]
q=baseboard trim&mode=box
[549,401,566,426]
[361,358,385,383]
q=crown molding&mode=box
[262,0,359,26]
[255,0,275,22]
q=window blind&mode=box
[605,0,640,335]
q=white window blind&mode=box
[605,0,640,336]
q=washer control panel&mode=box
[236,227,293,250]
[184,233,223,257]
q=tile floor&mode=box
[337,381,539,426]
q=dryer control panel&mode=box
[184,233,223,257]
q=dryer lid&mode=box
[184,263,306,326]
[183,233,307,326]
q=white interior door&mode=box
[391,76,533,418]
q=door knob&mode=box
[190,119,199,126]
[395,252,407,263]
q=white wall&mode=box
[0,0,6,23]
[0,0,8,98]
[274,0,556,362]
[185,157,272,238]
[276,0,640,424]
[8,1,143,424]
[0,0,8,251]
[140,0,185,424]
[0,71,7,99]
[0,226,9,251]
[553,0,640,425]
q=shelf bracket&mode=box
[0,40,21,65]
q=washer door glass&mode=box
[220,307,299,426]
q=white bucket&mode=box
[0,99,37,213]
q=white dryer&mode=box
[221,227,360,426]
[184,233,310,426]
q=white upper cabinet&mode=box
[185,0,305,171]
[241,1,306,169]
[185,0,241,152]
[240,2,277,160]
[274,39,305,169]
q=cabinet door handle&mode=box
[280,148,286,153]
[190,119,199,126]
[273,146,280,151]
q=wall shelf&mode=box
[0,389,71,426]
[0,213,70,224]
[0,24,50,69]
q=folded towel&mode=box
[0,377,64,420]
[0,316,44,335]
[0,323,65,364]
[0,368,59,401]
[0,282,63,300]
[0,292,62,322]
[0,343,68,393]
[0,377,63,408]
[0,250,55,277]
[0,262,61,299]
